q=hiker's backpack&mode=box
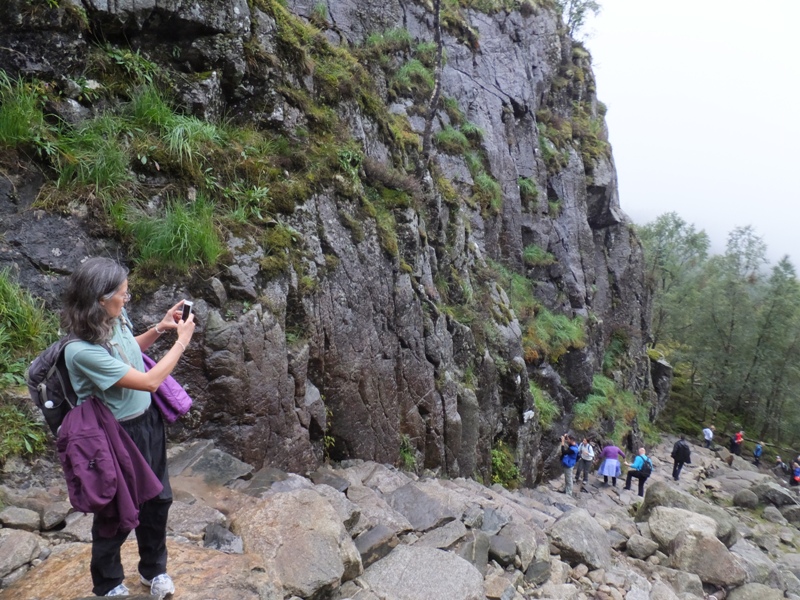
[639,457,654,477]
[25,335,110,436]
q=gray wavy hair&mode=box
[61,257,128,344]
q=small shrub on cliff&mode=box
[399,434,417,471]
[491,440,520,489]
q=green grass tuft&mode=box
[523,244,556,267]
[127,195,224,272]
[530,380,560,429]
[0,269,59,388]
[434,126,470,155]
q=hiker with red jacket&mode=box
[62,257,194,598]
[734,430,744,456]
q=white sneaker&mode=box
[105,583,130,596]
[141,573,175,598]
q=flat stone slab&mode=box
[181,448,254,486]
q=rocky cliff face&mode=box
[0,0,652,483]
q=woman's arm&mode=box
[116,314,195,392]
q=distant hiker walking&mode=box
[597,442,625,487]
[774,455,789,477]
[560,434,579,497]
[734,430,744,456]
[671,435,691,481]
[702,425,715,448]
[753,441,763,467]
[624,447,653,497]
[575,437,595,485]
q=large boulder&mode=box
[387,482,465,532]
[647,506,717,552]
[733,489,759,509]
[346,484,413,535]
[708,471,770,495]
[777,553,800,580]
[669,530,747,587]
[626,534,659,560]
[359,545,484,600]
[780,504,800,525]
[730,539,784,588]
[727,582,785,600]
[231,488,362,598]
[549,508,612,570]
[750,481,797,507]
[0,529,41,579]
[637,481,738,547]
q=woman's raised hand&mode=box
[155,300,185,333]
[176,312,195,346]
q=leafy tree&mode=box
[636,212,709,348]
[641,216,800,445]
[557,0,601,38]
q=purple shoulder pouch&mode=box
[141,353,193,423]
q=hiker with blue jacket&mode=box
[753,441,764,467]
[624,447,652,497]
[62,257,195,598]
[560,434,579,496]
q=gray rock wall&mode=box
[0,0,653,482]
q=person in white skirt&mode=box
[597,441,625,487]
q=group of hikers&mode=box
[704,424,800,485]
[559,424,800,499]
[559,434,654,498]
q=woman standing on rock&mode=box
[597,441,625,487]
[62,257,194,597]
[575,437,595,486]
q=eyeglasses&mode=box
[101,289,131,302]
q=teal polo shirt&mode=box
[64,310,151,421]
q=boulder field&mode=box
[1,435,799,599]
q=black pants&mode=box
[91,404,172,596]
[625,470,648,496]
[603,475,617,486]
[672,460,685,480]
